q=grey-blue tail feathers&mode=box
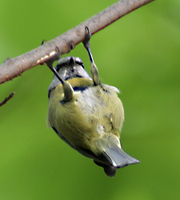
[94,146,139,177]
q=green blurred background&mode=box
[1,0,180,199]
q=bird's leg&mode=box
[83,26,100,86]
[45,46,74,102]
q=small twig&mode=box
[0,0,153,84]
[0,92,15,106]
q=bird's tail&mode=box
[103,146,139,168]
[94,142,139,177]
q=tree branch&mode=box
[0,0,153,84]
[0,92,15,106]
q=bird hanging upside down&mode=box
[46,27,139,177]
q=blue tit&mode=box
[46,27,139,177]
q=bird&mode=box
[46,26,139,177]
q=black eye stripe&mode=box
[76,61,84,68]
